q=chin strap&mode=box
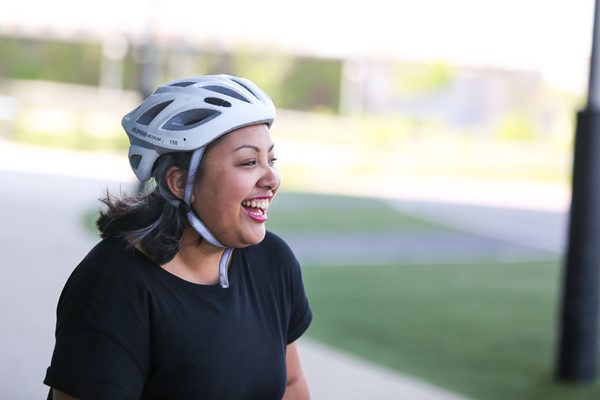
[177,147,233,288]
[219,247,233,288]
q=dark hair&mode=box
[96,151,194,265]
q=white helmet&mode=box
[122,74,276,181]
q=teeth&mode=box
[242,199,270,210]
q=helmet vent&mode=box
[231,78,261,101]
[205,85,250,103]
[137,100,174,126]
[169,81,195,87]
[162,109,221,131]
[204,97,232,107]
[129,154,142,169]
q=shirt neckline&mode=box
[127,240,241,290]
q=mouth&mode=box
[241,197,271,222]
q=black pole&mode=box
[556,0,600,383]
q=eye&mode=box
[269,157,278,166]
[240,160,257,167]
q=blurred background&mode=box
[1,0,599,399]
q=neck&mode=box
[162,226,226,285]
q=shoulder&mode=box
[68,237,152,288]
[240,231,302,283]
[57,237,155,319]
[47,241,153,397]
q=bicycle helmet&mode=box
[123,74,276,181]
[121,74,276,288]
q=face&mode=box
[192,124,281,248]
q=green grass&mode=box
[301,261,600,400]
[268,190,457,233]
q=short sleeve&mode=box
[44,242,151,399]
[44,321,146,399]
[284,245,313,344]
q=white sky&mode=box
[0,0,595,93]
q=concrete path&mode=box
[300,340,468,400]
[390,200,567,256]
[1,141,570,399]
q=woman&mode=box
[44,75,313,399]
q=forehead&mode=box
[216,124,274,150]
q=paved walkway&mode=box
[1,141,570,399]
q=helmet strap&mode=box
[182,146,232,288]
[184,147,204,204]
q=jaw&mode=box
[229,224,267,248]
[206,208,267,248]
[196,198,272,248]
[239,207,268,244]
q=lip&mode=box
[242,208,268,223]
[241,195,272,223]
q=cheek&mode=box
[194,192,233,227]
[273,169,282,192]
[275,169,282,184]
[206,175,251,211]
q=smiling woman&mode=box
[43,75,312,400]
[184,124,280,248]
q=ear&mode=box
[165,166,187,200]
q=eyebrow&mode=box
[234,143,275,152]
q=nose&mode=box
[259,165,281,191]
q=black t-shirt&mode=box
[44,231,312,400]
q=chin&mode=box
[244,229,267,247]
[228,228,266,248]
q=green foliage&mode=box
[0,36,101,85]
[394,61,454,96]
[276,56,342,113]
[494,113,539,141]
[182,48,343,113]
[0,36,342,114]
[230,47,295,101]
[190,49,343,113]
